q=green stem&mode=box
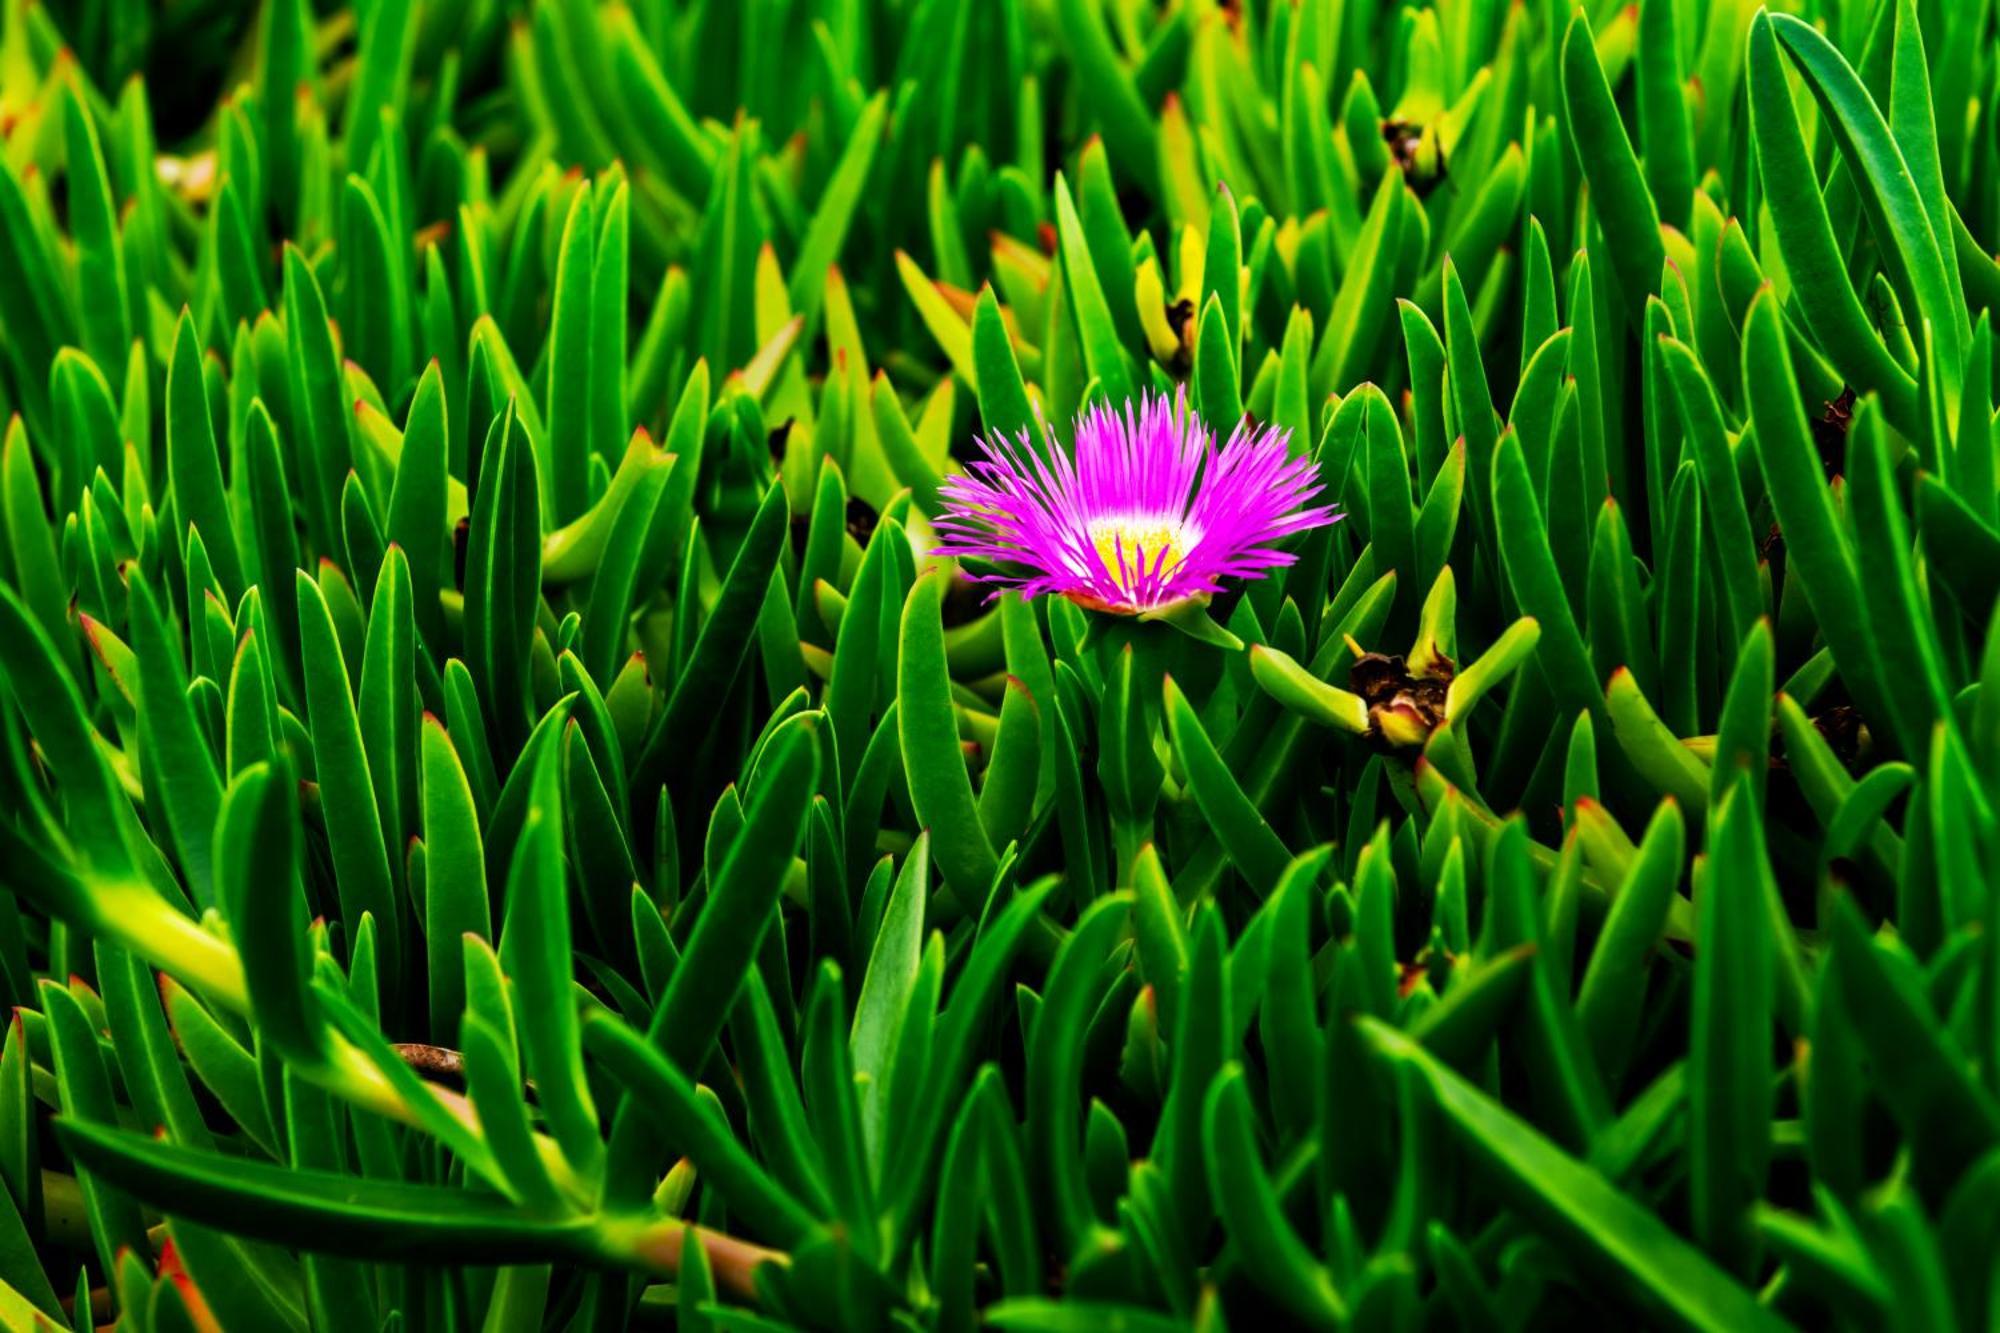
[1112,816,1153,888]
[601,1213,789,1300]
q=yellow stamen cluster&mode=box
[1090,519,1187,588]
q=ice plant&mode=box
[6,0,1999,1328]
[931,391,1339,614]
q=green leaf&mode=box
[345,0,415,178]
[1204,1065,1345,1326]
[634,481,789,798]
[385,361,451,653]
[885,878,1059,1237]
[928,1064,986,1332]
[1484,819,1611,1149]
[800,959,876,1248]
[1313,171,1408,397]
[0,164,66,437]
[978,679,1042,850]
[606,719,819,1204]
[583,1012,817,1245]
[54,1120,597,1263]
[42,980,150,1277]
[590,181,630,475]
[1576,798,1687,1088]
[358,544,418,894]
[1027,894,1130,1257]
[605,11,716,201]
[1407,944,1537,1072]
[899,570,999,902]
[463,401,545,752]
[459,1011,562,1214]
[62,82,131,380]
[1052,173,1134,406]
[1053,0,1159,198]
[581,447,676,689]
[1443,260,1500,567]
[215,762,327,1071]
[1494,431,1601,723]
[1361,1020,1788,1332]
[497,730,602,1181]
[1193,291,1242,436]
[1635,0,1695,231]
[1709,619,1775,814]
[728,968,836,1222]
[1689,778,1774,1271]
[693,121,765,372]
[1359,385,1418,604]
[1165,675,1292,889]
[420,715,489,1042]
[282,243,356,560]
[983,1302,1187,1333]
[162,977,278,1155]
[1201,183,1242,370]
[0,420,78,681]
[973,285,1037,447]
[1828,895,2000,1199]
[1248,644,1369,734]
[1560,14,1665,319]
[1848,398,1957,759]
[851,836,928,1165]
[1606,668,1711,813]
[297,569,400,981]
[788,94,888,336]
[1742,290,1900,751]
[168,311,245,599]
[1768,12,1965,405]
[1129,841,1189,1037]
[898,250,979,391]
[127,571,223,906]
[338,174,410,395]
[1746,13,1920,436]
[1658,338,1761,653]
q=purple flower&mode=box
[931,391,1340,614]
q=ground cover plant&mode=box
[0,0,1998,1327]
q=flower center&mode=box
[1088,517,1192,592]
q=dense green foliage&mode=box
[2,0,1999,1327]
